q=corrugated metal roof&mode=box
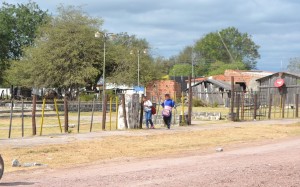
[192,79,232,90]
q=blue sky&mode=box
[4,0,300,72]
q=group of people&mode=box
[143,93,175,129]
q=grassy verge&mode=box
[1,122,300,172]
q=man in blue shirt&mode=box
[161,94,175,129]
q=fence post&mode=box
[296,94,299,118]
[90,98,95,132]
[8,99,13,138]
[102,95,107,130]
[32,95,37,135]
[77,97,81,133]
[21,99,24,137]
[253,93,257,120]
[188,75,192,125]
[116,96,119,129]
[268,94,272,119]
[139,94,144,129]
[102,94,107,130]
[121,94,128,129]
[64,96,69,133]
[236,93,240,121]
[109,96,112,130]
[241,92,245,121]
[230,76,235,121]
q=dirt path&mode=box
[1,137,300,187]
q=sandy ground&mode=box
[1,119,300,187]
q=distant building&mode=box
[190,69,273,105]
[146,80,181,102]
[256,72,300,105]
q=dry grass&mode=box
[1,122,300,172]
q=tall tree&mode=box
[194,27,260,69]
[287,57,300,74]
[5,5,103,91]
[0,1,48,84]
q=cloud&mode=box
[5,0,300,71]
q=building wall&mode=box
[146,80,181,102]
[259,73,300,105]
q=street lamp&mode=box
[130,49,147,87]
[95,31,114,130]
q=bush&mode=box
[79,93,95,101]
[192,98,208,107]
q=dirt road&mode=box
[1,137,300,187]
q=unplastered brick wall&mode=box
[146,80,181,101]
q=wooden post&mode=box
[39,98,46,136]
[139,94,144,129]
[109,96,112,130]
[8,99,13,138]
[32,95,37,135]
[230,76,235,121]
[181,92,185,125]
[236,94,240,121]
[121,94,128,129]
[21,99,24,137]
[115,96,119,130]
[282,94,286,118]
[173,91,177,125]
[54,98,62,133]
[102,94,107,130]
[253,93,258,120]
[268,94,272,119]
[241,92,245,121]
[64,96,69,133]
[188,75,192,125]
[77,97,81,133]
[102,95,107,130]
[90,98,95,132]
[295,94,299,118]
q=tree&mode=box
[287,57,300,75]
[169,64,192,77]
[0,1,48,84]
[194,27,260,69]
[208,61,248,76]
[5,5,103,91]
[106,35,164,86]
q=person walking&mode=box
[161,94,175,129]
[143,96,155,129]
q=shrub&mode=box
[192,98,208,107]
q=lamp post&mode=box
[95,31,114,130]
[130,49,146,87]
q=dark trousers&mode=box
[163,115,172,129]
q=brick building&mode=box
[146,80,181,102]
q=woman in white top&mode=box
[143,96,154,129]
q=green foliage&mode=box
[106,35,165,86]
[80,93,95,101]
[208,61,248,76]
[169,63,192,76]
[5,5,103,90]
[195,27,260,69]
[0,1,48,85]
[192,98,208,107]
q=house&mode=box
[256,72,300,106]
[189,69,273,105]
